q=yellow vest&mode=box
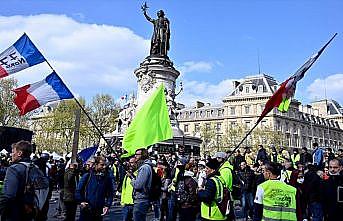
[120,172,136,205]
[259,180,297,221]
[218,161,233,191]
[201,176,227,220]
[168,167,179,192]
[291,154,300,168]
[112,164,117,178]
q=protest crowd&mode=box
[0,141,342,221]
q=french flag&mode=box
[0,33,45,78]
[13,71,74,115]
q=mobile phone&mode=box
[338,186,343,203]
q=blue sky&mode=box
[1,0,342,106]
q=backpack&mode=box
[20,162,50,218]
[214,177,231,215]
[229,168,242,200]
[148,165,162,201]
[176,179,187,204]
[175,175,197,205]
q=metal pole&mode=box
[44,62,129,174]
[71,109,81,163]
[72,98,124,165]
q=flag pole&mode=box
[227,118,262,158]
[220,33,338,168]
[44,61,128,171]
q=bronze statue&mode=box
[142,3,170,57]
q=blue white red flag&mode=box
[0,33,45,78]
[13,71,74,115]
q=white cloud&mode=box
[0,14,150,99]
[176,78,238,107]
[178,61,213,74]
[307,74,343,102]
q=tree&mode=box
[219,123,285,154]
[200,122,217,156]
[88,94,119,143]
[33,99,91,153]
[0,77,29,127]
[32,94,120,154]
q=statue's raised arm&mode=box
[141,3,170,57]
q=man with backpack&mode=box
[130,148,153,221]
[198,158,227,221]
[0,140,49,221]
[75,156,114,221]
[175,160,199,221]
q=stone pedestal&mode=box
[110,55,202,156]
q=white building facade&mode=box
[176,74,343,150]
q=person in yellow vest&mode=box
[214,152,235,220]
[213,152,233,191]
[253,162,297,221]
[291,149,300,169]
[280,160,294,184]
[198,158,227,221]
[121,156,136,221]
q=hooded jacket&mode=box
[131,159,153,203]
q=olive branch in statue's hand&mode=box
[141,2,149,12]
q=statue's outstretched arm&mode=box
[143,11,154,23]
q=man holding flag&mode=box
[121,84,172,221]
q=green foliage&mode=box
[0,77,29,127]
[199,122,286,155]
[32,94,119,154]
[200,122,217,156]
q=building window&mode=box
[216,123,222,132]
[217,135,222,145]
[276,120,281,131]
[189,111,193,118]
[245,105,250,114]
[218,109,223,116]
[246,86,249,93]
[195,124,200,132]
[206,111,210,117]
[285,122,289,132]
[258,85,264,93]
[205,123,210,131]
[184,124,189,132]
[230,107,235,115]
[245,121,251,129]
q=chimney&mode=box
[233,81,240,89]
[196,101,204,108]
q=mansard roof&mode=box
[311,99,343,116]
[223,74,279,101]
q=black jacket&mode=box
[0,158,32,221]
[63,168,78,202]
[322,174,343,221]
[303,170,322,204]
[300,152,312,165]
[237,167,255,193]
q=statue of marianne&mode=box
[142,3,170,57]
